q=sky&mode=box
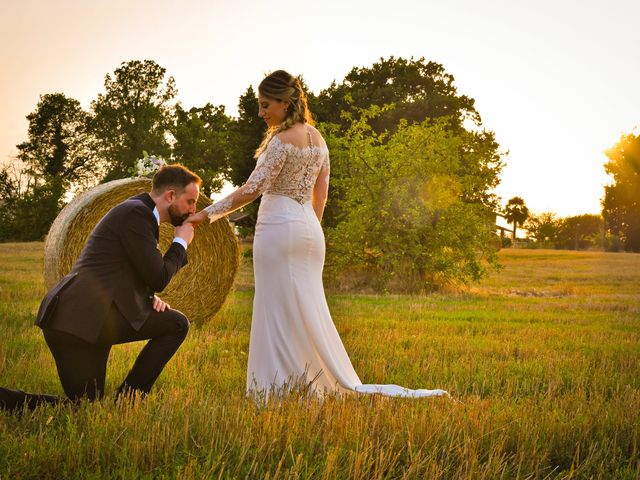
[1,0,638,217]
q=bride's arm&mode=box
[187,137,287,224]
[188,183,260,224]
[312,154,330,222]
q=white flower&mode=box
[135,152,167,177]
[149,155,166,168]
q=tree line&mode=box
[502,203,609,251]
[1,57,636,290]
[501,129,640,257]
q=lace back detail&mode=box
[262,134,329,204]
[307,128,313,149]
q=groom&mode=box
[0,164,201,412]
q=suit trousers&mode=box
[0,304,189,411]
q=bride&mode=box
[187,70,447,400]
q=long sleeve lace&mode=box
[204,136,288,222]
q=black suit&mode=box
[1,193,190,411]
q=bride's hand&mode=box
[184,210,208,226]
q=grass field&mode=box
[1,243,639,479]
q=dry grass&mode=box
[1,244,639,479]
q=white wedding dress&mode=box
[205,128,447,400]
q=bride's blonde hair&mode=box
[255,70,315,158]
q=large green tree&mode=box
[172,103,232,197]
[602,132,640,252]
[91,60,176,181]
[312,56,480,133]
[324,107,503,292]
[0,93,96,241]
[310,57,488,229]
[17,93,96,188]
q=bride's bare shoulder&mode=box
[276,124,326,149]
[276,124,306,144]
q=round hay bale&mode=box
[44,177,239,325]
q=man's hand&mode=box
[175,222,195,245]
[153,295,170,312]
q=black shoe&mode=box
[0,387,28,413]
[0,387,61,413]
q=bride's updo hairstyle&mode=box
[255,70,314,158]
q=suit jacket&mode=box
[35,193,188,343]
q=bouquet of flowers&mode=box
[135,151,166,177]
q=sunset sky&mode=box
[1,0,638,217]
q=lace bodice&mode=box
[204,131,330,222]
[259,136,329,203]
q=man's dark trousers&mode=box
[46,303,189,401]
[0,305,189,410]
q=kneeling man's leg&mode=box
[43,328,111,402]
[114,308,189,397]
[0,387,61,412]
[1,328,106,412]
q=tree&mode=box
[228,86,264,186]
[172,103,232,197]
[602,132,640,252]
[0,160,31,240]
[525,212,560,246]
[0,93,98,241]
[17,93,96,189]
[90,60,176,181]
[313,56,480,134]
[556,214,603,250]
[0,158,65,241]
[310,57,495,229]
[503,197,529,240]
[226,86,266,233]
[324,106,503,292]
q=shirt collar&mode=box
[152,207,160,225]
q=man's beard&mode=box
[168,205,188,226]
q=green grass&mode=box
[1,243,639,479]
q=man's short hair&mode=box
[151,164,202,194]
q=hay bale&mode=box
[44,178,239,325]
